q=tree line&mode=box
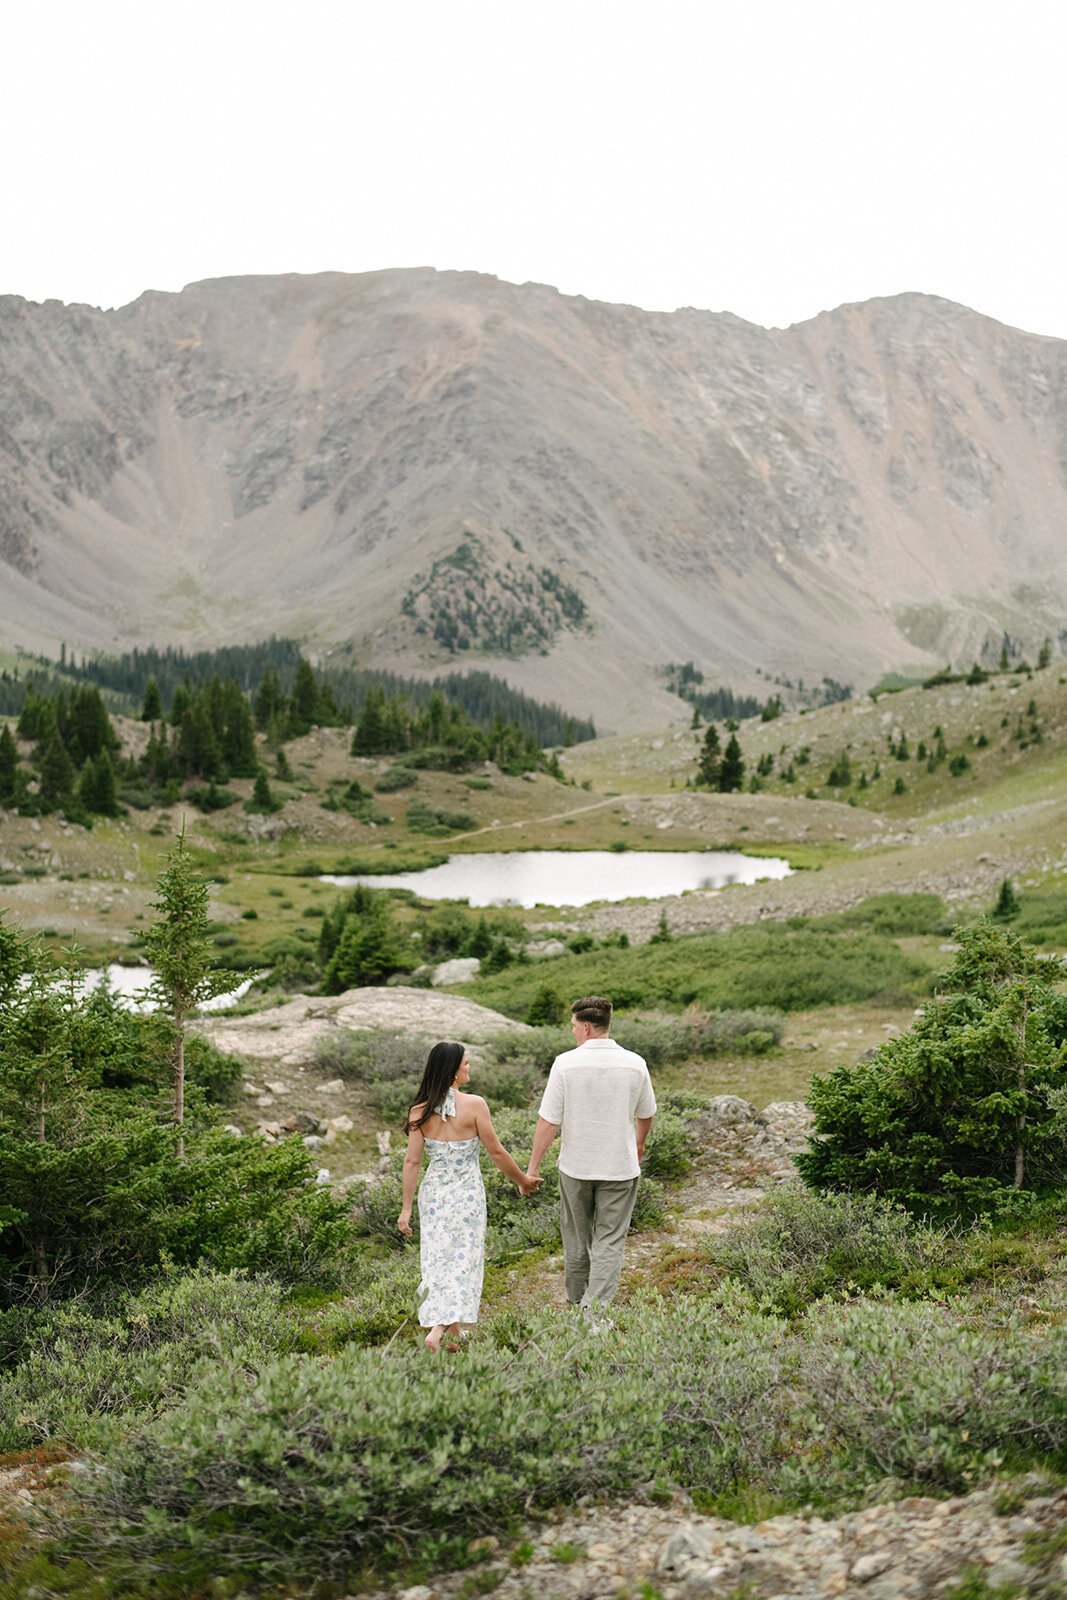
[21,641,595,747]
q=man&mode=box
[527,995,656,1309]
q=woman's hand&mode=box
[517,1175,541,1197]
[397,1210,413,1236]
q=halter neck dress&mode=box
[417,1085,487,1328]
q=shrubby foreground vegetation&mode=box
[5,844,1067,1594]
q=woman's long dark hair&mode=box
[404,1041,466,1133]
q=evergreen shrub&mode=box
[798,923,1067,1214]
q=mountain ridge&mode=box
[1,269,1065,730]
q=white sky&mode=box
[5,0,1067,337]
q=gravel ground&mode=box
[354,1480,1067,1600]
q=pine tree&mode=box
[289,657,320,733]
[717,734,744,793]
[175,702,222,779]
[798,922,1067,1207]
[0,722,17,800]
[247,769,279,814]
[351,687,389,755]
[697,724,721,788]
[80,749,119,816]
[144,826,235,1159]
[1039,637,1052,670]
[141,677,163,721]
[38,730,75,800]
[220,679,258,777]
[992,878,1020,922]
[254,667,284,730]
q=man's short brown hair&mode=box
[571,995,612,1031]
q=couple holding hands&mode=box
[397,995,656,1352]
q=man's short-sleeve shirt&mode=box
[538,1037,656,1180]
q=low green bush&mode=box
[0,1270,289,1453]
[55,1297,791,1581]
[701,1190,950,1315]
[464,922,927,1019]
[812,892,947,938]
[407,799,478,835]
[313,1027,430,1087]
[374,765,418,792]
[789,1297,1067,1496]
[641,1111,695,1180]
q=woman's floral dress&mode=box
[417,1087,487,1327]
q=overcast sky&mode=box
[5,0,1066,337]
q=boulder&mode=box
[431,957,481,986]
[323,1114,354,1144]
[702,1095,767,1129]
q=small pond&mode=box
[74,966,255,1013]
[321,849,792,909]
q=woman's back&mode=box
[410,1090,481,1143]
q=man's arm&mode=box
[527,1117,559,1177]
[635,1115,654,1163]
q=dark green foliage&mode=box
[760,694,781,722]
[246,769,281,814]
[183,780,240,812]
[38,729,75,800]
[140,677,162,721]
[663,662,760,722]
[526,983,564,1025]
[0,927,353,1305]
[319,885,410,992]
[993,878,1020,922]
[948,752,971,776]
[797,923,1067,1213]
[826,752,851,786]
[0,720,18,800]
[79,749,120,816]
[407,799,477,835]
[697,723,721,788]
[717,733,744,793]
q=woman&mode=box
[398,1041,539,1352]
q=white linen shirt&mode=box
[538,1037,656,1180]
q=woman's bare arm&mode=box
[397,1118,425,1234]
[473,1097,540,1193]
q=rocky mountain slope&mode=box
[2,270,1067,728]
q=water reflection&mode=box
[73,966,255,1013]
[322,849,791,909]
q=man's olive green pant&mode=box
[558,1171,640,1307]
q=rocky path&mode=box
[366,1481,1066,1600]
